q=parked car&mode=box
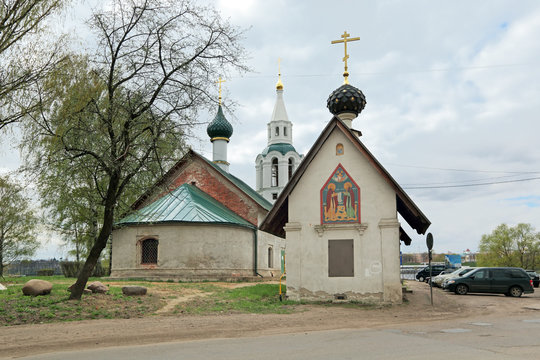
[445,267,534,297]
[432,267,474,287]
[526,270,540,288]
[415,265,447,282]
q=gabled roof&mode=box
[199,154,273,211]
[259,116,431,239]
[117,184,255,229]
[131,149,272,212]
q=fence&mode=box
[5,260,63,276]
[400,265,424,280]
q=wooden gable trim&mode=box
[260,116,431,237]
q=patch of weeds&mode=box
[180,284,296,315]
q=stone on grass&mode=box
[122,285,147,296]
[87,281,109,294]
[0,283,7,291]
[67,284,93,295]
[22,279,53,296]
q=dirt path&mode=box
[1,281,539,359]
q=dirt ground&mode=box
[2,280,540,359]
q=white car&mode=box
[432,267,473,287]
[441,267,476,289]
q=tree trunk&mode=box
[0,234,4,277]
[69,173,119,300]
[108,236,112,276]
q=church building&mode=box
[255,70,303,202]
[260,33,431,304]
[110,81,286,280]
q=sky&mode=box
[2,0,540,258]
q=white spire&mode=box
[270,89,289,123]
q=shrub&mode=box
[36,269,55,276]
[61,261,106,278]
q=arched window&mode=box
[284,127,288,136]
[288,158,294,180]
[271,158,279,187]
[275,127,279,136]
[268,246,273,268]
[257,160,263,190]
[141,238,158,264]
[268,127,271,140]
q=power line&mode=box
[232,62,540,80]
[387,163,540,175]
[401,173,530,187]
[403,176,540,189]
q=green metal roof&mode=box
[116,183,255,228]
[201,156,273,211]
[261,143,298,156]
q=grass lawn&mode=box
[0,276,295,326]
[0,276,164,325]
[175,283,296,315]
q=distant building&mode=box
[462,249,477,263]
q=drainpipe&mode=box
[253,229,263,278]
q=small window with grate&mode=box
[141,238,158,264]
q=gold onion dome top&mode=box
[276,72,284,90]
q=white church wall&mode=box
[257,211,286,278]
[285,128,402,303]
[111,223,256,280]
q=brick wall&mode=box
[150,159,260,225]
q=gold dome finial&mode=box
[331,31,360,84]
[276,58,284,90]
[216,77,226,105]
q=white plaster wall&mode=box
[111,223,255,280]
[286,128,402,303]
[257,211,286,278]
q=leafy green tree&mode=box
[23,0,247,299]
[0,0,68,130]
[0,175,38,276]
[477,223,540,269]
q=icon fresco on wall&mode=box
[320,164,360,224]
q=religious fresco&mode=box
[320,164,360,224]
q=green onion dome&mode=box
[207,105,233,140]
[327,84,366,117]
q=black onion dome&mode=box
[207,105,233,140]
[326,84,366,116]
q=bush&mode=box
[61,261,106,278]
[36,269,55,276]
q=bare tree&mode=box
[0,0,67,130]
[23,0,247,299]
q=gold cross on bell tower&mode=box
[331,31,360,84]
[216,77,226,105]
[276,58,284,90]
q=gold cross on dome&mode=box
[331,31,360,84]
[216,77,226,105]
